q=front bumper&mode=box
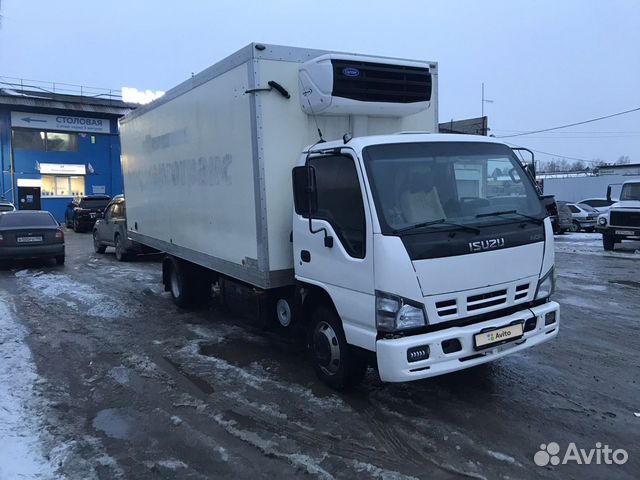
[376,301,559,382]
[596,226,640,238]
[0,243,65,260]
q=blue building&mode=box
[0,85,134,221]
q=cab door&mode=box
[293,153,375,349]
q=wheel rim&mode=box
[276,299,292,327]
[313,321,341,376]
[170,268,181,299]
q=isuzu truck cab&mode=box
[291,134,559,387]
[119,43,559,389]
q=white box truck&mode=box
[119,43,560,389]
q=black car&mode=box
[65,195,111,232]
[93,195,150,261]
[0,199,16,212]
[0,211,65,265]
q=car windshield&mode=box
[620,183,640,201]
[0,204,14,212]
[80,198,110,208]
[362,141,544,233]
[580,204,598,212]
[0,212,57,227]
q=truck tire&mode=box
[93,230,106,254]
[165,256,211,308]
[603,234,615,251]
[307,306,367,390]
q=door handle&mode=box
[301,250,311,263]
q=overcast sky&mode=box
[1,0,639,165]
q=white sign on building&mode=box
[38,163,87,175]
[11,111,111,134]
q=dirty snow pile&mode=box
[0,294,59,479]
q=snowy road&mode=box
[0,230,638,479]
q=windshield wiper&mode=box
[393,218,480,235]
[476,210,543,225]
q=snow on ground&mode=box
[14,270,129,318]
[0,294,59,479]
[554,232,640,257]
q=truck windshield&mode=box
[620,183,640,201]
[362,141,544,234]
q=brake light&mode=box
[55,229,64,241]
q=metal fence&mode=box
[0,75,122,101]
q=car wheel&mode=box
[570,221,579,232]
[603,234,615,251]
[73,218,81,233]
[585,227,595,233]
[55,255,65,266]
[114,234,129,262]
[93,230,106,254]
[307,305,368,390]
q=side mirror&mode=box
[292,166,318,216]
[292,165,332,248]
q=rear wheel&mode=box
[570,221,580,232]
[55,255,65,266]
[93,230,106,254]
[603,234,615,251]
[114,234,129,262]
[307,306,368,390]
[165,256,211,308]
[73,217,81,233]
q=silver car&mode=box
[577,197,616,215]
[92,195,150,261]
[567,203,598,232]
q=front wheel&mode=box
[73,218,81,233]
[569,221,579,232]
[307,306,368,390]
[603,234,615,251]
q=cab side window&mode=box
[307,155,366,258]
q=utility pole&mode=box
[481,82,493,117]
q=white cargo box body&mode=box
[120,43,438,289]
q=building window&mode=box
[41,175,85,197]
[12,129,78,152]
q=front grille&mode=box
[436,299,457,317]
[331,59,432,104]
[610,211,640,227]
[515,283,530,300]
[467,289,507,311]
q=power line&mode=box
[503,142,599,164]
[497,107,640,138]
[492,129,640,134]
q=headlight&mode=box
[376,291,427,332]
[535,268,556,301]
[598,216,607,226]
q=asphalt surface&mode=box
[0,230,638,479]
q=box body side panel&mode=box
[120,63,259,270]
